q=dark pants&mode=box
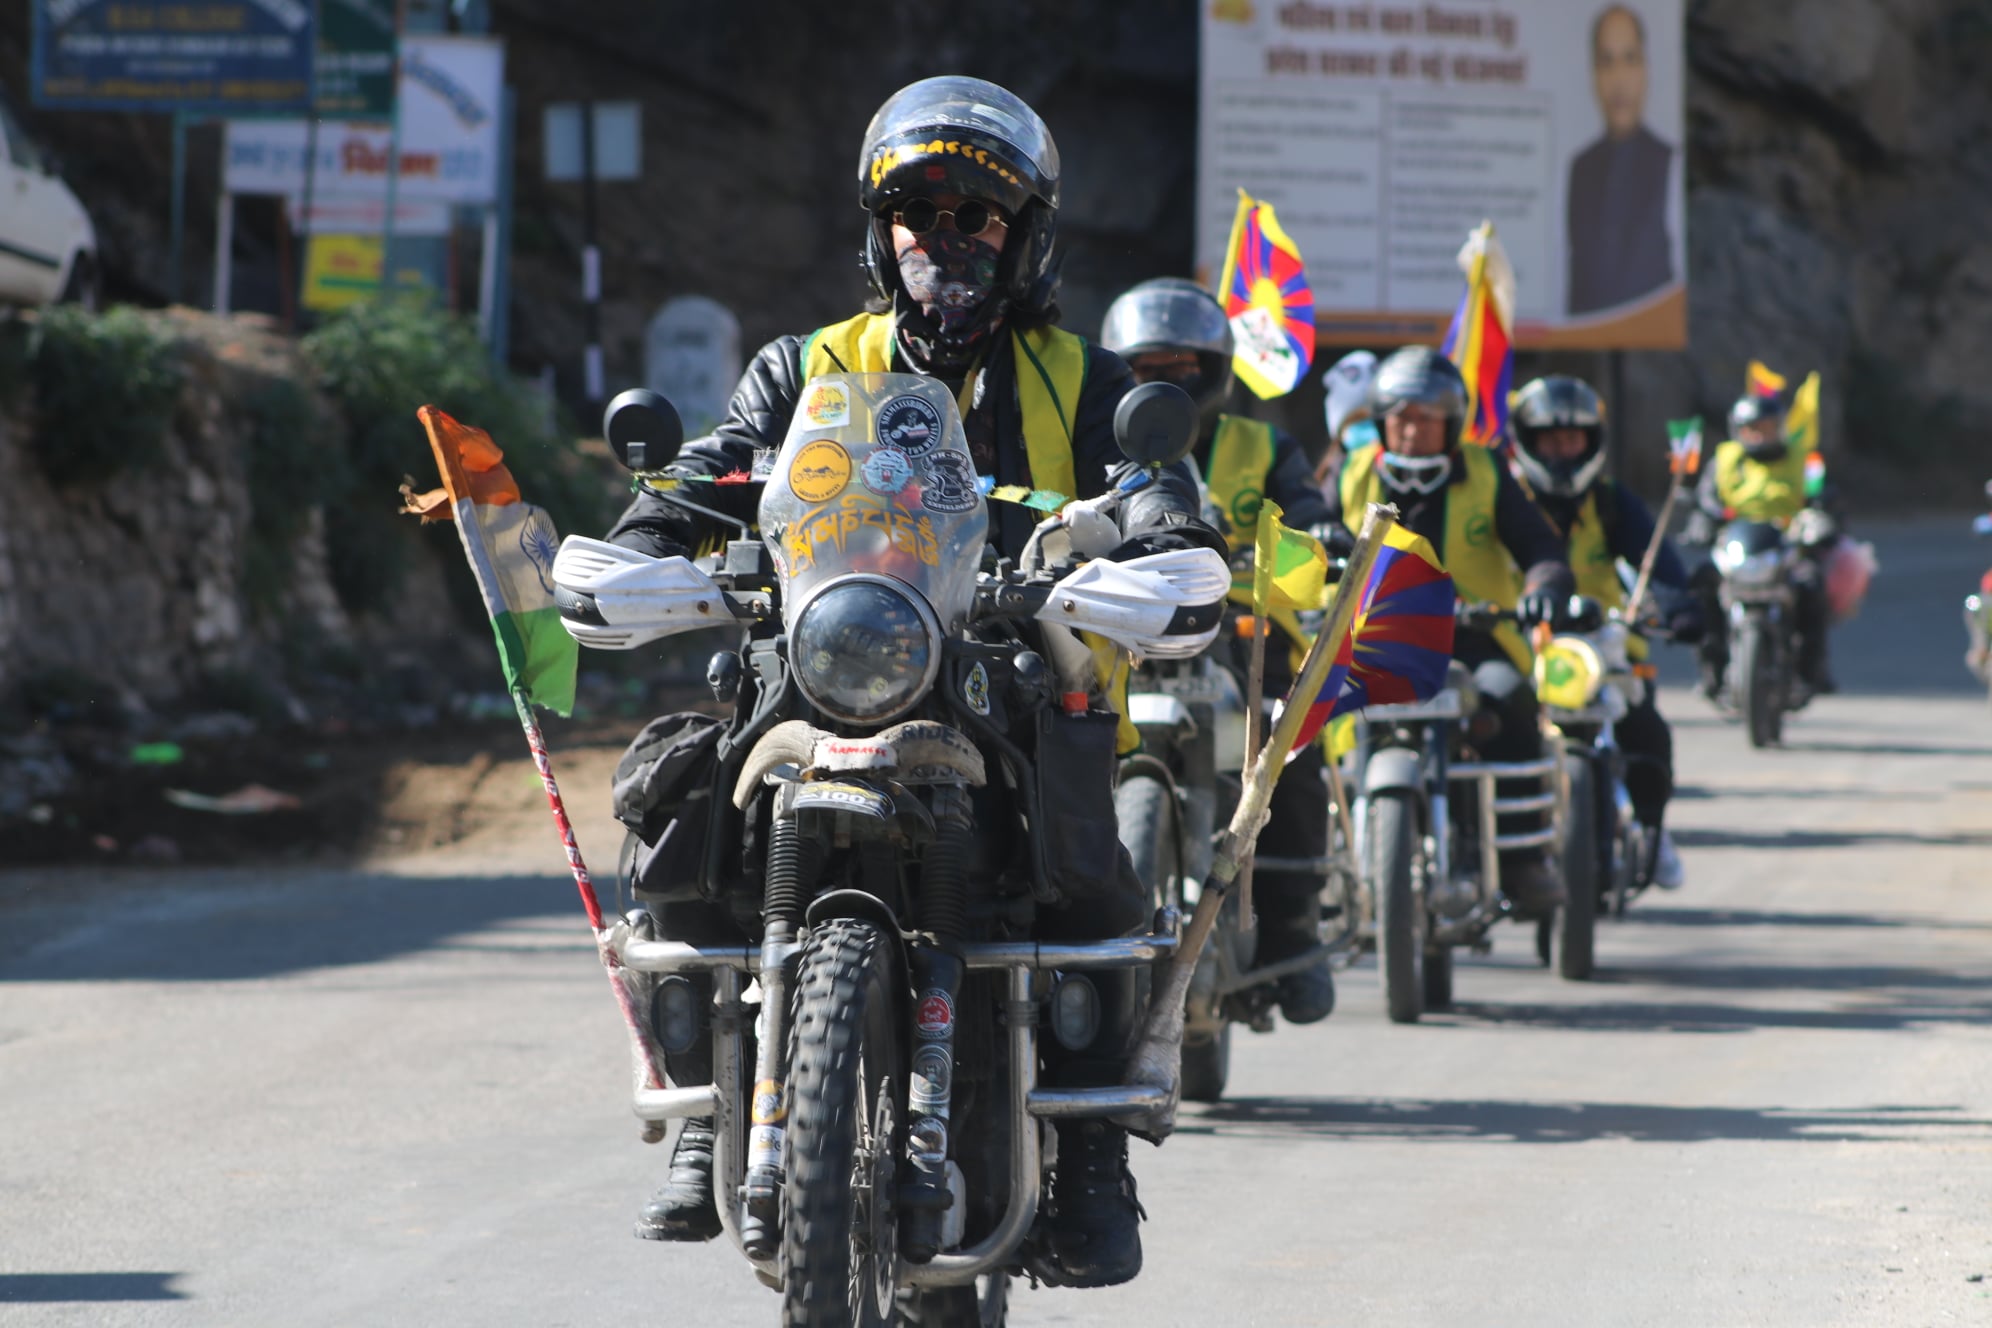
[1614,688,1674,828]
[1254,741,1328,960]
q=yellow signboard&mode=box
[302,234,436,311]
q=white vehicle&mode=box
[0,91,98,309]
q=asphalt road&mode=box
[4,519,1991,1327]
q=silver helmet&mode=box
[1511,375,1609,497]
[1370,346,1467,495]
[1100,278,1235,429]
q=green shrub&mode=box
[27,305,185,486]
[300,301,609,617]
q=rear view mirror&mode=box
[1112,381,1199,470]
[603,389,683,472]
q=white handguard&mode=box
[1035,547,1230,660]
[551,536,731,650]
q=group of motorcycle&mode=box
[537,369,1717,1324]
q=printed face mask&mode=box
[896,231,1002,336]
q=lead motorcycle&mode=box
[550,375,1228,1325]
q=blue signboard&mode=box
[32,0,315,113]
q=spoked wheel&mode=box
[782,919,903,1328]
[1369,789,1424,1024]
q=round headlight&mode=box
[791,577,941,725]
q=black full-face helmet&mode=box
[1099,278,1235,432]
[1728,392,1789,462]
[1511,374,1608,498]
[857,76,1061,321]
[1369,345,1468,495]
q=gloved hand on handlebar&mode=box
[1515,588,1561,629]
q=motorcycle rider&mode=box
[1509,374,1699,889]
[1685,391,1837,695]
[1318,346,1575,915]
[601,77,1218,1288]
[1315,348,1381,487]
[1100,276,1337,1025]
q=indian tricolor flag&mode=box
[408,406,579,716]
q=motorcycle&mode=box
[1964,482,1992,708]
[1115,615,1359,1098]
[1701,516,1810,748]
[1530,601,1658,979]
[1349,605,1567,1023]
[549,374,1229,1325]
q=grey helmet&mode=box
[1100,278,1234,430]
[1511,375,1609,498]
[1728,392,1790,462]
[1369,345,1468,495]
[857,76,1061,319]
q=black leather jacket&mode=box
[608,325,1220,561]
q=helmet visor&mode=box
[1100,280,1232,359]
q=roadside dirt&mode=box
[0,714,640,873]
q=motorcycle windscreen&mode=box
[759,373,989,629]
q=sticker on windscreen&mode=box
[922,450,978,513]
[876,394,945,456]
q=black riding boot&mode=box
[1253,745,1335,1024]
[1032,1120,1146,1287]
[635,1117,722,1241]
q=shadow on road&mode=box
[0,1273,186,1303]
[1588,963,1992,994]
[0,872,590,983]
[1670,826,1992,851]
[1182,1097,1992,1145]
[1445,995,1987,1035]
[1776,738,1992,758]
[1620,905,1982,931]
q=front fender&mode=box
[1362,746,1425,797]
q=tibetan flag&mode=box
[1217,189,1315,399]
[1251,500,1330,613]
[1666,417,1703,476]
[1745,360,1787,399]
[1440,221,1516,447]
[406,406,579,716]
[1285,526,1456,754]
[1784,370,1821,452]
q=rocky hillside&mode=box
[4,0,1989,503]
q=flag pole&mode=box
[1121,502,1398,1137]
[511,687,672,1142]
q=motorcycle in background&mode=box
[1350,604,1567,1024]
[1531,601,1656,979]
[553,376,1225,1324]
[1117,623,1359,1098]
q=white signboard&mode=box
[224,35,505,204]
[645,297,742,440]
[284,196,453,236]
[1198,0,1685,349]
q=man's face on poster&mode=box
[1592,7,1647,140]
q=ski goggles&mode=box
[891,197,1010,239]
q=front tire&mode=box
[1557,753,1601,981]
[1736,621,1782,748]
[781,920,903,1328]
[1369,789,1424,1024]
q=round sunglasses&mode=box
[891,197,1009,239]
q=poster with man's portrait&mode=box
[1198,0,1686,350]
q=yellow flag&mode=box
[1745,360,1787,398]
[1784,371,1820,452]
[1251,500,1329,614]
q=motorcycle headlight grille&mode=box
[790,576,941,725]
